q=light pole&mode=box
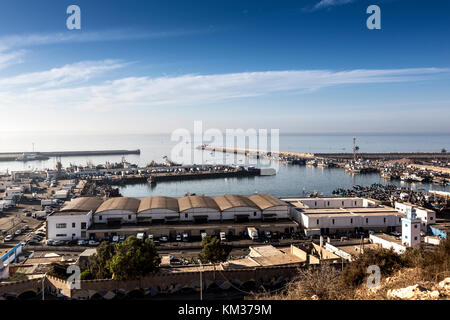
[198,259,203,301]
[42,272,47,301]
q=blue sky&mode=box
[0,0,449,134]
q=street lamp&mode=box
[198,259,203,301]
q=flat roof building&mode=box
[284,197,405,236]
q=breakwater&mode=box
[0,149,141,162]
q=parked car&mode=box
[53,240,64,246]
[46,239,55,246]
[159,236,168,242]
[119,235,126,243]
[4,235,14,242]
[112,235,119,243]
[88,240,100,246]
[27,239,40,245]
[77,239,87,246]
[14,230,22,236]
[175,234,182,241]
[25,212,32,217]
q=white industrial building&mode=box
[94,197,140,224]
[178,195,221,222]
[47,197,103,240]
[214,194,261,221]
[137,196,180,223]
[285,197,406,236]
[248,194,290,220]
[395,202,436,231]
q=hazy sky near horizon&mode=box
[0,0,449,134]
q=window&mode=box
[366,218,369,224]
[316,219,319,225]
[430,217,434,221]
[56,223,67,228]
[253,212,257,216]
[383,218,386,223]
[315,201,317,206]
[128,215,131,219]
[405,235,408,239]
[72,222,75,228]
[332,219,335,225]
[185,213,188,218]
[56,234,67,237]
[81,231,86,238]
[405,223,408,227]
[399,218,401,222]
[72,233,76,237]
[414,236,418,240]
[327,201,330,206]
[99,215,102,221]
[414,224,418,229]
[342,201,344,206]
[350,218,353,224]
[81,222,86,230]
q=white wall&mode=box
[138,209,179,221]
[298,198,364,209]
[301,213,403,230]
[370,234,406,253]
[94,210,136,224]
[179,208,221,222]
[47,212,92,240]
[262,206,289,219]
[221,207,261,220]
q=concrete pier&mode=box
[0,149,141,162]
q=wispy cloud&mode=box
[0,65,448,112]
[0,29,208,51]
[306,0,358,12]
[0,49,25,70]
[0,60,127,89]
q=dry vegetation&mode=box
[255,237,450,300]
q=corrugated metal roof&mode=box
[178,195,220,212]
[96,197,140,213]
[248,194,288,210]
[61,197,103,212]
[138,196,179,213]
[214,194,259,211]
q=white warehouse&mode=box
[248,194,290,220]
[284,197,406,236]
[94,197,140,225]
[214,194,261,221]
[137,196,180,223]
[395,202,436,231]
[178,195,221,222]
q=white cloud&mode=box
[0,60,126,89]
[0,29,207,51]
[308,0,357,11]
[0,49,25,70]
[0,66,448,113]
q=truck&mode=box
[41,199,58,207]
[32,211,47,219]
[247,227,259,240]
